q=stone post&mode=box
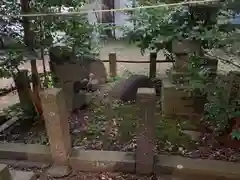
[40,88,71,166]
[136,88,156,175]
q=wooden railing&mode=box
[102,52,174,78]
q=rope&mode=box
[0,0,219,18]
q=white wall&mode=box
[85,0,134,39]
[84,0,103,44]
[114,0,134,39]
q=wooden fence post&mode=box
[109,52,117,77]
[149,52,157,79]
[136,88,156,175]
[40,88,71,166]
[31,59,43,118]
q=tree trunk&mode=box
[39,16,48,87]
[20,0,32,47]
[20,0,42,117]
[14,70,35,114]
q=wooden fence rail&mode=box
[102,52,174,78]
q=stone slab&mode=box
[68,150,240,179]
[161,79,195,116]
[0,164,11,180]
[11,170,36,180]
[49,48,107,111]
[69,150,135,172]
[161,78,206,116]
[47,165,71,178]
[0,143,51,162]
[155,155,240,179]
[109,75,153,102]
[0,160,50,169]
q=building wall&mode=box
[114,0,134,39]
[86,0,134,39]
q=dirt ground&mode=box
[0,41,239,110]
[0,41,171,110]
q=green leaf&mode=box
[231,129,240,140]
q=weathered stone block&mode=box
[170,54,218,86]
[40,88,71,165]
[0,164,11,180]
[0,143,51,162]
[109,75,153,102]
[49,47,107,85]
[168,70,190,85]
[136,88,156,175]
[49,47,107,111]
[69,150,135,172]
[47,165,71,178]
[172,40,201,55]
[11,170,36,180]
[174,54,189,72]
[161,79,205,116]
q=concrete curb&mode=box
[69,150,240,179]
[155,155,240,179]
[0,143,239,179]
[0,143,51,162]
[69,149,135,173]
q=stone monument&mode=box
[162,40,218,117]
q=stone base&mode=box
[161,79,205,116]
[0,164,11,180]
[168,70,190,85]
[11,170,36,180]
[0,164,36,180]
[47,165,71,178]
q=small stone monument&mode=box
[48,46,107,112]
[162,40,218,117]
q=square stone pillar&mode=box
[40,88,71,165]
[136,88,156,175]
